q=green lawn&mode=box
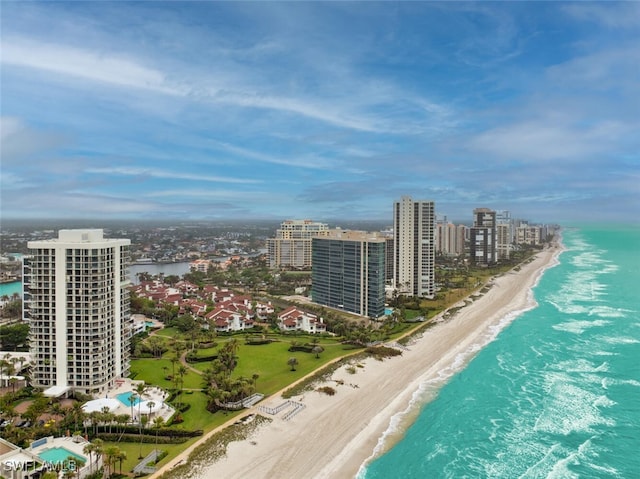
[130,358,204,390]
[133,333,356,395]
[230,338,357,395]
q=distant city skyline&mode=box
[2,2,638,223]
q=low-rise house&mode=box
[202,285,235,303]
[175,280,199,294]
[189,259,212,272]
[277,306,326,334]
[178,299,208,317]
[206,309,255,333]
[255,301,274,321]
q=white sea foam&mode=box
[593,350,617,357]
[552,319,610,334]
[602,377,640,389]
[600,336,640,345]
[552,359,609,373]
[546,439,591,479]
[588,306,629,318]
[594,395,616,407]
[519,442,578,479]
[534,380,615,435]
[547,437,622,479]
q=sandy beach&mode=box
[152,244,561,479]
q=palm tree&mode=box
[116,449,127,475]
[132,388,147,459]
[146,400,156,420]
[101,406,115,434]
[177,366,187,407]
[147,336,162,358]
[115,414,129,441]
[170,356,179,387]
[71,401,84,434]
[17,355,26,373]
[88,411,101,436]
[103,445,120,479]
[153,416,164,452]
[312,345,324,359]
[93,438,105,473]
[287,357,298,371]
[134,383,148,423]
[83,438,103,476]
[128,393,138,422]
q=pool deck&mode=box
[106,378,175,424]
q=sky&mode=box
[1,2,638,225]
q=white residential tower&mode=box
[393,196,436,298]
[24,229,131,397]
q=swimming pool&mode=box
[38,447,85,464]
[116,391,140,407]
[385,307,394,316]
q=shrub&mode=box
[246,339,272,345]
[317,386,336,396]
[365,346,402,359]
[288,345,313,353]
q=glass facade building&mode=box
[311,232,385,319]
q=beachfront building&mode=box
[470,208,497,265]
[495,210,514,261]
[311,230,386,319]
[435,221,467,257]
[267,219,330,269]
[393,196,436,298]
[516,224,544,245]
[23,229,131,397]
[277,306,327,334]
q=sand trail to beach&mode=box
[151,245,560,479]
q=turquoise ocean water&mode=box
[362,225,639,478]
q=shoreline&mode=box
[152,243,563,479]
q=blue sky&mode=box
[1,2,638,224]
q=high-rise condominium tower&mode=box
[393,196,435,298]
[267,219,330,269]
[311,230,386,318]
[24,229,131,397]
[470,208,497,265]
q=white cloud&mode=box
[209,140,336,169]
[468,117,637,163]
[2,35,451,136]
[85,167,261,184]
[2,37,182,95]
